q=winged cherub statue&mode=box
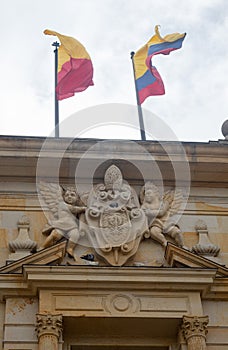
[140,182,184,248]
[38,182,86,261]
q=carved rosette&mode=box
[103,293,140,314]
[36,313,63,342]
[182,315,209,350]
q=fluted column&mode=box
[36,313,63,350]
[182,315,209,350]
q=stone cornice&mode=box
[0,136,228,185]
[207,278,228,299]
[0,264,222,301]
[22,265,216,295]
[0,135,227,156]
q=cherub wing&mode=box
[78,191,90,207]
[163,189,183,216]
[128,186,140,208]
[38,182,63,221]
[139,184,146,205]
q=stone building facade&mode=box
[0,134,228,349]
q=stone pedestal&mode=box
[182,315,209,350]
[36,313,63,350]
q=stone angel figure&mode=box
[38,182,87,261]
[140,182,184,248]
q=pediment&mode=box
[1,239,228,277]
[0,241,67,274]
[165,243,228,277]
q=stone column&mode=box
[36,313,63,350]
[182,315,209,350]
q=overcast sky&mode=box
[1,0,228,142]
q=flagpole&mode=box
[130,51,146,141]
[52,41,60,138]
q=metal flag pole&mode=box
[52,41,60,137]
[130,51,146,141]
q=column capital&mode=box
[36,313,63,339]
[182,315,209,341]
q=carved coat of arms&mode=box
[38,164,185,267]
[85,165,147,266]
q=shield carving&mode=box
[85,205,147,266]
[100,208,131,247]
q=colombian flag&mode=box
[134,26,186,104]
[44,29,94,101]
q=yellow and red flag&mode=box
[44,29,94,100]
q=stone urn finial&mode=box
[191,219,221,263]
[8,215,37,262]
